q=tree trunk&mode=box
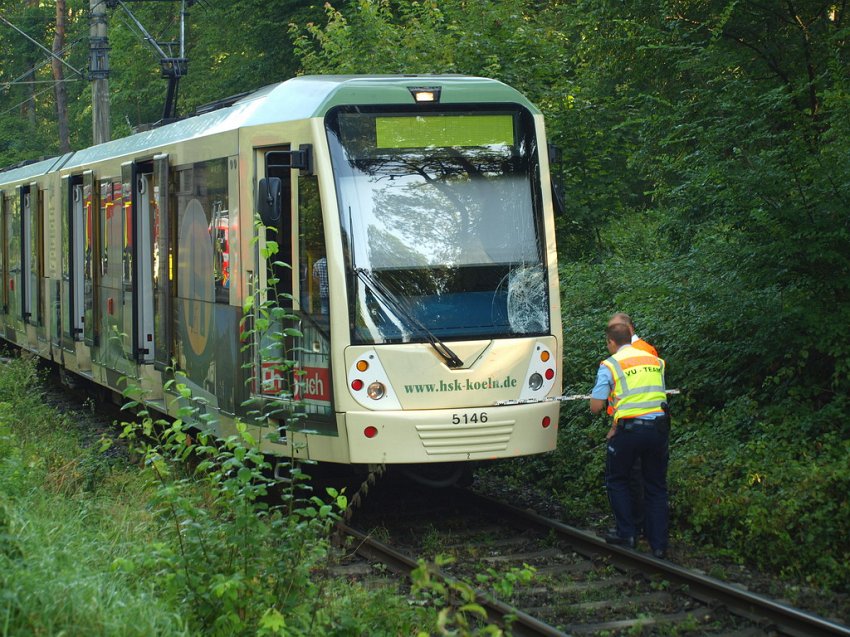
[21,0,38,126]
[52,0,71,153]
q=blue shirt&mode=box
[591,364,615,400]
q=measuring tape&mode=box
[494,389,681,407]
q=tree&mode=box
[52,0,71,153]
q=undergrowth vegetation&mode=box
[0,356,432,636]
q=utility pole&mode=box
[89,0,111,144]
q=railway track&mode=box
[336,480,850,637]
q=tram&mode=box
[0,75,562,473]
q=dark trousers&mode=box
[605,423,669,551]
[629,458,645,534]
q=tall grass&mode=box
[0,358,190,636]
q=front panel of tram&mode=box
[326,103,560,463]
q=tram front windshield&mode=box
[326,106,549,345]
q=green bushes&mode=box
[670,398,850,589]
[548,254,850,591]
[117,375,348,636]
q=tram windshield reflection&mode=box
[327,107,549,344]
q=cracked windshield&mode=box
[327,107,549,345]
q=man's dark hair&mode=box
[606,322,632,346]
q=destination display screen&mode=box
[375,114,515,149]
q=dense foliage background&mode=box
[1,0,848,589]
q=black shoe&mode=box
[610,526,647,540]
[652,548,667,559]
[604,534,636,548]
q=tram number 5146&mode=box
[452,412,488,425]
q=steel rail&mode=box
[337,522,569,637]
[460,490,850,637]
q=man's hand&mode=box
[590,397,607,415]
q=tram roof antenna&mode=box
[106,0,196,124]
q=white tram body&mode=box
[0,75,562,468]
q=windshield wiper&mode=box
[355,267,464,369]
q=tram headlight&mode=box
[528,372,544,391]
[367,382,386,400]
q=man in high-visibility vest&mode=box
[606,312,658,539]
[590,322,669,559]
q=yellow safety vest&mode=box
[601,345,666,423]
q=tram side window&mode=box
[298,176,326,317]
[100,180,123,285]
[123,183,133,289]
[176,158,230,304]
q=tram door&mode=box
[82,171,99,347]
[6,190,21,335]
[20,183,43,336]
[256,147,294,398]
[256,146,333,427]
[152,154,173,369]
[61,175,85,352]
[122,160,155,364]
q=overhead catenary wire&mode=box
[0,84,63,117]
[0,31,85,91]
[4,79,81,85]
[0,15,85,78]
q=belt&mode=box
[618,418,658,430]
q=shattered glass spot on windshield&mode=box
[507,265,548,333]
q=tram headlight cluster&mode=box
[519,342,558,401]
[348,351,401,411]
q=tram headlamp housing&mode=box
[528,373,544,391]
[367,382,386,400]
[409,86,441,103]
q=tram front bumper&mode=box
[344,402,559,464]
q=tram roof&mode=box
[1,75,537,184]
[0,154,73,186]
